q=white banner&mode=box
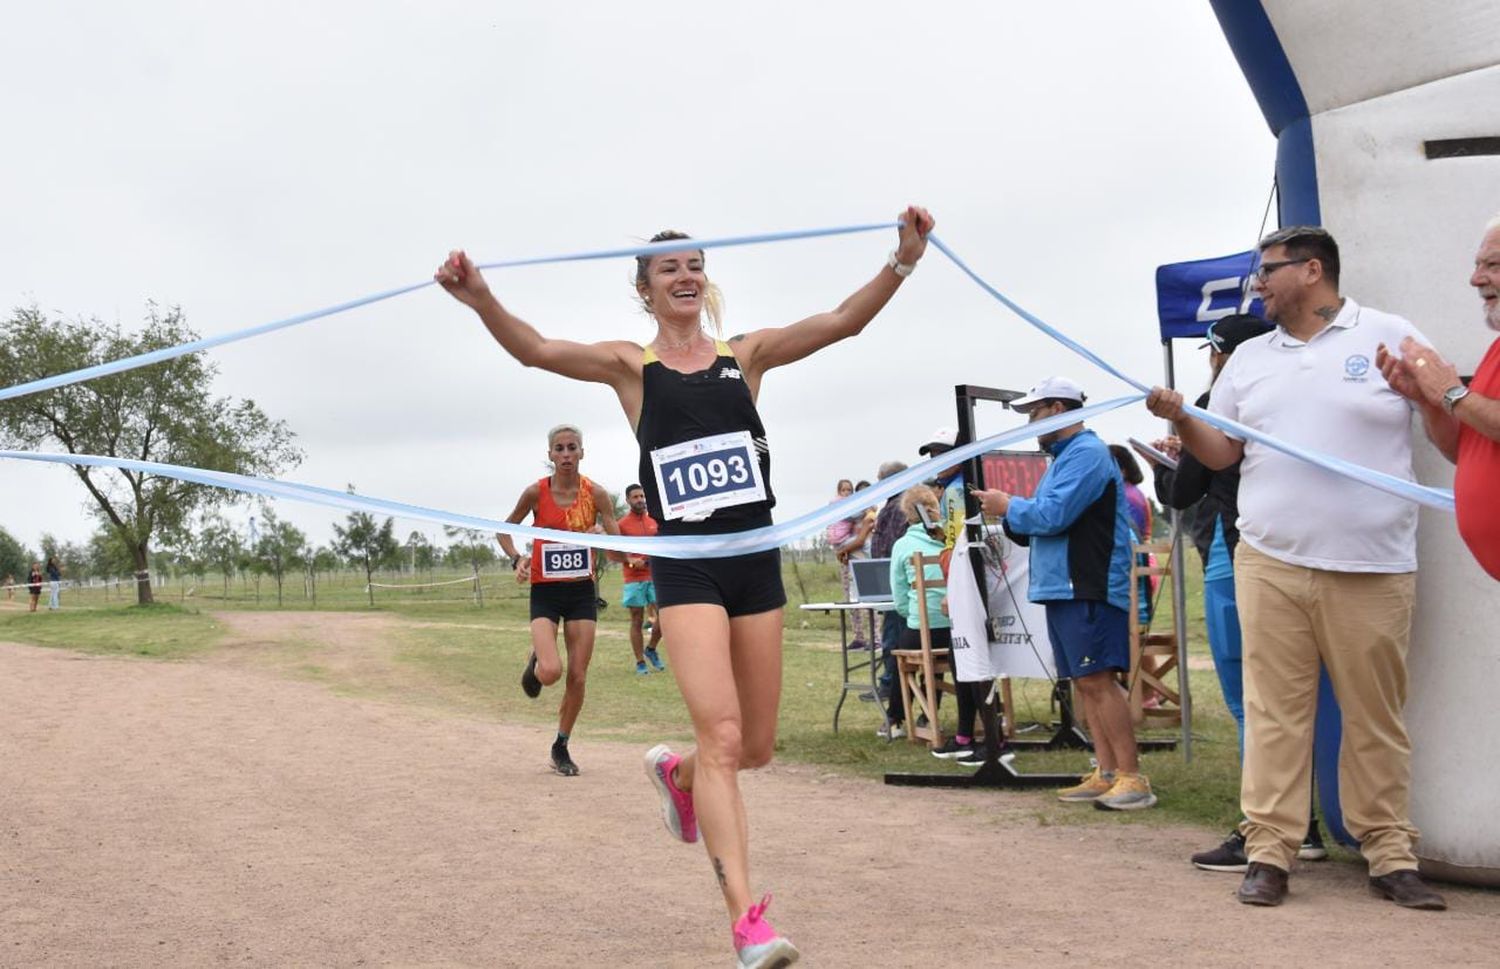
[947,528,1054,682]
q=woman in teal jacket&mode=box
[886,486,975,756]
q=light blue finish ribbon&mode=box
[0,222,897,404]
[0,221,1455,521]
[0,396,1139,559]
[926,233,1455,512]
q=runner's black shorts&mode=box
[530,579,598,623]
[652,548,786,617]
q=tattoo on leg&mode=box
[713,856,728,891]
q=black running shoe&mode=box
[1299,820,1329,861]
[1192,830,1249,872]
[551,742,579,777]
[521,652,542,698]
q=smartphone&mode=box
[1128,436,1178,470]
[916,502,942,536]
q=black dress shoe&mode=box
[1236,862,1289,906]
[1369,869,1447,910]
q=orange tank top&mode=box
[530,475,598,584]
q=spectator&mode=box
[45,556,63,611]
[3,573,13,602]
[976,376,1154,810]
[917,425,989,762]
[1109,444,1152,540]
[826,478,871,650]
[887,486,953,746]
[1145,314,1329,870]
[27,562,43,613]
[1376,212,1500,579]
[869,461,909,737]
[1147,225,1446,909]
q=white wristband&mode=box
[887,250,916,278]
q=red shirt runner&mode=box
[529,475,598,584]
[1456,339,1500,580]
[618,509,658,583]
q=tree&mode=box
[253,505,306,607]
[333,509,399,607]
[0,527,32,584]
[0,305,300,604]
[197,514,244,599]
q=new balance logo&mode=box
[719,368,742,380]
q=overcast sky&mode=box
[0,1,1274,557]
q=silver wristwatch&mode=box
[1442,383,1470,413]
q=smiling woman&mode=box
[434,205,933,968]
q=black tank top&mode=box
[636,339,775,536]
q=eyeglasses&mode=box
[1253,258,1309,282]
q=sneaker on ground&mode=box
[955,747,1016,768]
[1299,822,1329,861]
[644,744,698,843]
[1056,767,1114,802]
[847,639,870,651]
[734,894,800,969]
[635,661,650,676]
[1192,830,1249,872]
[550,742,579,777]
[1093,772,1158,811]
[645,647,666,672]
[930,737,976,760]
[520,652,542,699]
[876,722,905,740]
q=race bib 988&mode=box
[537,543,593,580]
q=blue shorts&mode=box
[622,580,657,609]
[1044,599,1129,679]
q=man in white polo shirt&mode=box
[1146,226,1447,910]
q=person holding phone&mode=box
[973,376,1154,811]
[887,486,956,744]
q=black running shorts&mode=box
[651,548,786,617]
[529,579,598,623]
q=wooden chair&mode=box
[1127,540,1181,729]
[892,551,955,748]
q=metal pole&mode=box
[1163,341,1193,763]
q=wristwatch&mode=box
[886,250,916,278]
[1442,384,1470,414]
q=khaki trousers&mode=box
[1234,543,1420,876]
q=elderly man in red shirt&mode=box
[1377,214,1500,579]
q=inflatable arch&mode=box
[1211,0,1500,886]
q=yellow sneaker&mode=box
[1093,771,1158,811]
[1056,766,1113,802]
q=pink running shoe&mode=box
[733,894,799,969]
[644,744,698,843]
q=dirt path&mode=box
[2,617,1496,968]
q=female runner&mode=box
[436,206,933,968]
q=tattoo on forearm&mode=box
[713,856,727,891]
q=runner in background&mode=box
[619,483,666,674]
[495,424,621,777]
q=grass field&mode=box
[7,559,1260,837]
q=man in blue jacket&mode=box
[974,377,1155,810]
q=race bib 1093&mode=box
[649,430,767,521]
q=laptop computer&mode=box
[849,557,893,604]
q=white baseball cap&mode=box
[918,426,957,456]
[1011,376,1086,414]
